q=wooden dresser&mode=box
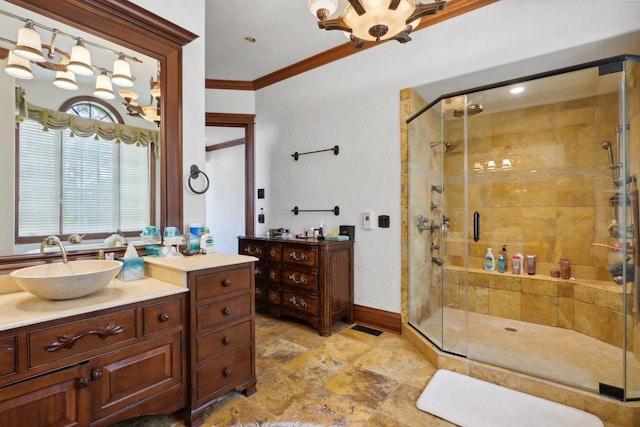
[238,237,354,336]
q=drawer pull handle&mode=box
[289,296,308,308]
[78,378,90,388]
[255,288,263,296]
[224,368,232,377]
[223,337,232,345]
[270,249,277,257]
[288,273,308,285]
[255,267,262,275]
[270,292,278,301]
[223,279,232,287]
[289,251,308,261]
[269,271,276,280]
[91,369,103,380]
[223,307,232,316]
[43,322,124,352]
[159,313,170,322]
[245,247,262,255]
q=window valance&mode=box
[15,87,160,158]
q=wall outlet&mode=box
[363,211,375,229]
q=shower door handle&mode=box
[473,211,480,242]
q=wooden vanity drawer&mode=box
[0,336,16,378]
[196,266,251,300]
[28,310,136,368]
[282,269,317,292]
[239,241,266,261]
[196,294,252,332]
[282,291,317,316]
[196,347,252,402]
[196,320,251,362]
[143,297,183,335]
[267,244,282,262]
[283,245,317,268]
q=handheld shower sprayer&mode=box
[600,140,621,181]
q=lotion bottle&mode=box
[484,248,496,271]
[498,245,507,273]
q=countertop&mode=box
[0,277,187,332]
[0,251,258,332]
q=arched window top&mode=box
[59,96,124,124]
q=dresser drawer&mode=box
[268,288,282,305]
[196,347,252,402]
[255,283,268,304]
[196,266,251,300]
[267,244,282,262]
[196,320,251,362]
[28,310,136,368]
[0,336,16,378]
[254,263,267,281]
[282,269,317,292]
[282,291,317,316]
[143,297,183,335]
[268,268,281,284]
[239,241,266,261]
[283,245,317,268]
[196,294,252,332]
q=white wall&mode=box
[255,0,640,313]
[131,0,207,233]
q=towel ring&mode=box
[188,164,210,194]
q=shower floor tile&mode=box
[418,307,640,396]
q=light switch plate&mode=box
[363,211,375,229]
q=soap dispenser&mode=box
[498,245,507,273]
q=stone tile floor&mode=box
[113,312,452,427]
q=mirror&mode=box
[0,0,195,264]
[0,2,160,257]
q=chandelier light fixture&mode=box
[308,0,446,48]
[1,9,142,94]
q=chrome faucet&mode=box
[114,228,128,245]
[40,236,68,264]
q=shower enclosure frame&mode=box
[406,54,640,402]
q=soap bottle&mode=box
[484,248,496,271]
[200,228,214,253]
[498,245,507,273]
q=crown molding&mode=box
[204,0,499,91]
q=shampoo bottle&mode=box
[484,248,496,271]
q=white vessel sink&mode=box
[10,260,123,300]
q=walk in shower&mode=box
[407,55,640,401]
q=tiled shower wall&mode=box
[442,93,620,282]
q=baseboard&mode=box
[353,305,402,335]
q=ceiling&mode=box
[204,0,494,84]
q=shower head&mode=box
[600,141,612,150]
[453,104,483,118]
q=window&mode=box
[17,99,150,240]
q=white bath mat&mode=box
[416,370,603,427]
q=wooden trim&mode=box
[251,0,498,90]
[206,138,245,151]
[3,0,197,269]
[205,113,255,127]
[354,305,402,335]
[0,47,8,60]
[205,80,255,91]
[204,113,256,237]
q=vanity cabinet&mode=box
[239,237,354,336]
[0,293,186,427]
[184,262,256,427]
